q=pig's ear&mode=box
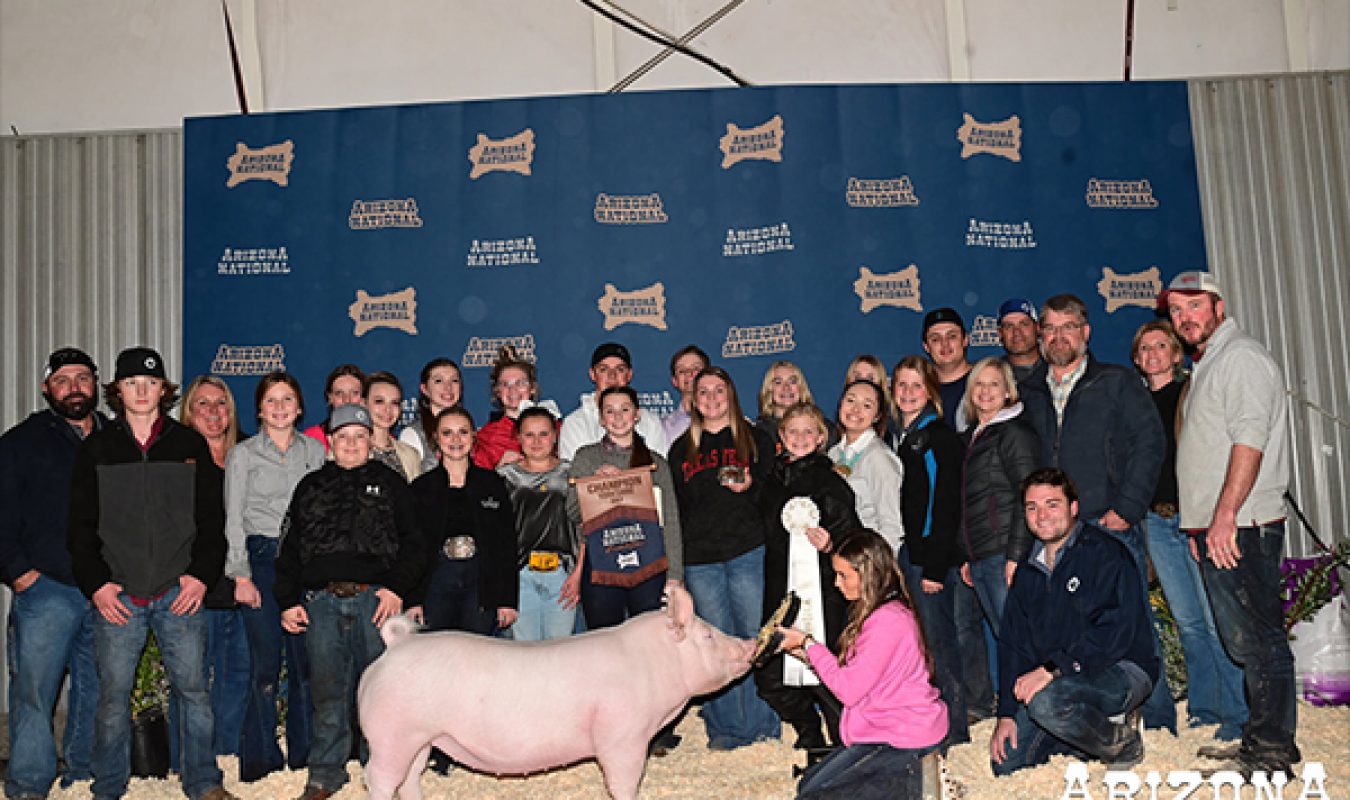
[664,584,695,641]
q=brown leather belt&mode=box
[1151,502,1178,519]
[323,581,371,598]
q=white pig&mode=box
[357,585,757,800]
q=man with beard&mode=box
[997,298,1043,386]
[1020,294,1174,733]
[1163,272,1299,778]
[0,347,105,798]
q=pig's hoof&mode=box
[649,731,682,757]
[427,749,456,775]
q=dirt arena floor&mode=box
[31,700,1350,799]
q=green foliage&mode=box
[130,633,170,717]
[1150,585,1188,700]
[1282,542,1350,636]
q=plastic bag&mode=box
[1291,596,1350,706]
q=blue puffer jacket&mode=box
[1020,354,1164,526]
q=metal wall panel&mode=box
[1189,72,1350,556]
[1,130,183,432]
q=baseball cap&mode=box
[114,347,166,381]
[922,307,965,338]
[328,403,373,433]
[591,342,632,368]
[44,347,97,379]
[1158,271,1223,309]
[998,298,1038,324]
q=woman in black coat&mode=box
[409,407,518,636]
[957,358,1040,651]
[756,402,862,752]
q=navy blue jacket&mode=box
[0,410,106,587]
[1020,354,1164,526]
[997,522,1159,719]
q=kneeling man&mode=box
[991,468,1158,775]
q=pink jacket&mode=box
[807,600,947,749]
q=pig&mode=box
[357,585,758,800]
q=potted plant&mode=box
[130,633,171,777]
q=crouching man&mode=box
[990,468,1159,775]
[274,404,425,800]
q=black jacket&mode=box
[274,460,425,610]
[1020,354,1165,525]
[959,409,1040,564]
[68,416,225,600]
[0,409,106,587]
[669,424,775,566]
[760,452,861,642]
[998,522,1160,719]
[888,409,965,584]
[411,464,519,612]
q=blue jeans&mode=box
[992,660,1153,775]
[900,550,968,746]
[5,576,98,796]
[579,557,666,630]
[683,545,781,747]
[1144,511,1246,738]
[1107,523,1178,733]
[238,536,312,781]
[91,585,223,800]
[422,555,495,635]
[511,566,576,641]
[1198,522,1300,767]
[303,588,386,793]
[169,607,251,769]
[952,573,993,717]
[966,554,1010,637]
[797,741,932,800]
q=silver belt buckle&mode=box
[443,535,477,560]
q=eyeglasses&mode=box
[1041,322,1085,337]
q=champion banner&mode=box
[574,466,667,587]
[184,82,1204,432]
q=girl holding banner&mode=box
[671,366,782,750]
[757,402,862,753]
[564,386,682,630]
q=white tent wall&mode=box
[3,0,1349,134]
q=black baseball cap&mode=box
[922,307,966,337]
[114,347,167,381]
[44,347,97,379]
[591,342,632,368]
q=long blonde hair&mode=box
[757,361,815,419]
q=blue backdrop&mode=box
[184,81,1204,434]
